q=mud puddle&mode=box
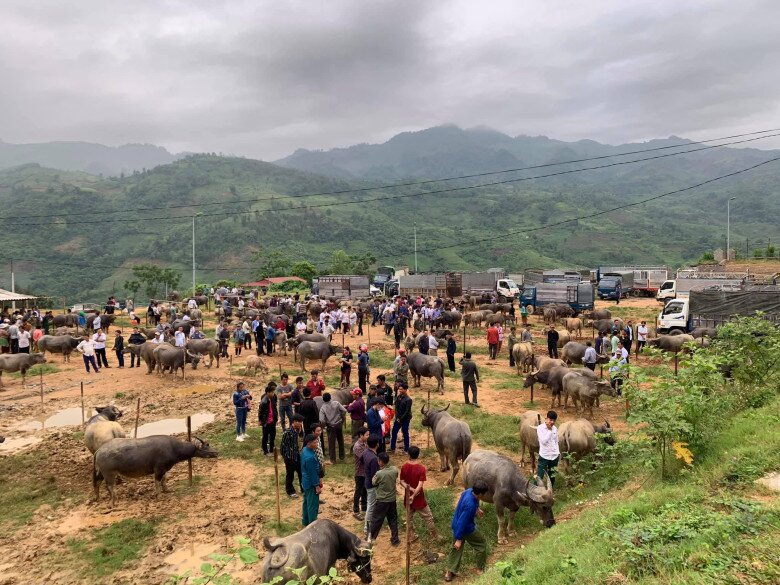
[164,542,220,574]
[15,407,91,431]
[0,435,43,454]
[136,412,216,437]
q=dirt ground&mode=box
[0,297,665,585]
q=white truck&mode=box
[656,276,746,302]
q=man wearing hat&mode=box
[301,433,322,526]
[346,388,367,442]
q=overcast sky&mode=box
[1,0,779,159]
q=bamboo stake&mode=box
[427,386,431,449]
[187,415,193,486]
[405,485,412,585]
[40,370,44,407]
[80,381,85,424]
[134,397,141,438]
[274,448,282,525]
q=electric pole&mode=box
[192,216,196,295]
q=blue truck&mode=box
[520,282,594,313]
[597,270,634,300]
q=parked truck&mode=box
[657,287,780,334]
[656,275,746,302]
[596,266,669,297]
[385,270,520,301]
[462,270,521,301]
[597,270,635,300]
[520,282,594,313]
[313,275,371,299]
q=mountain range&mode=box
[1,125,779,303]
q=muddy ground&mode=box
[0,297,666,585]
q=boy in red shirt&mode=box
[306,369,326,398]
[399,445,439,540]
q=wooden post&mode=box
[273,448,282,525]
[427,386,431,449]
[463,325,466,354]
[341,331,345,348]
[80,381,85,424]
[405,485,412,585]
[599,364,604,380]
[530,382,534,404]
[134,397,141,438]
[187,415,193,486]
[40,370,44,407]
[625,398,630,418]
[674,352,679,376]
[367,320,371,346]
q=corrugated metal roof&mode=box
[241,277,307,287]
[0,288,38,301]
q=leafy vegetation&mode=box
[64,519,158,578]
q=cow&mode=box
[153,345,202,377]
[261,519,372,583]
[564,318,583,338]
[85,405,126,454]
[93,436,218,506]
[296,341,340,372]
[0,352,47,387]
[244,355,269,377]
[511,342,535,374]
[185,338,222,368]
[37,334,80,362]
[558,419,614,460]
[407,352,446,394]
[562,372,616,418]
[462,449,555,543]
[420,404,472,485]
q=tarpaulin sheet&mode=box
[690,289,780,316]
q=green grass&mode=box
[210,420,264,461]
[64,519,158,578]
[0,452,77,532]
[470,395,780,585]
[8,363,60,378]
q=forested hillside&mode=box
[1,129,779,303]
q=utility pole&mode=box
[192,216,196,295]
[10,259,16,311]
[726,197,736,261]
[413,225,418,273]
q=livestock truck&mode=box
[657,286,780,334]
[596,266,669,297]
[520,282,595,313]
[597,270,634,300]
[385,273,460,298]
[312,275,371,300]
[656,274,747,302]
[461,270,521,301]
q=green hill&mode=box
[1,134,779,303]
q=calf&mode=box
[0,353,46,387]
[562,372,616,418]
[245,355,269,377]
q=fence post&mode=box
[427,386,431,449]
[187,415,193,486]
[674,352,679,376]
[40,370,44,407]
[134,397,141,438]
[274,448,281,525]
[80,381,85,424]
[530,382,534,404]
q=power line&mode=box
[417,156,780,253]
[11,131,780,228]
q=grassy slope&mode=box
[470,396,780,585]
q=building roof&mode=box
[241,276,307,287]
[0,288,38,301]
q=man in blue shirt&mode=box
[366,399,385,453]
[300,433,322,526]
[445,482,489,581]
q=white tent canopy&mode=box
[0,288,38,301]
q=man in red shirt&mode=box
[306,369,326,398]
[486,324,499,360]
[399,445,439,540]
[274,317,286,331]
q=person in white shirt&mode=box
[92,313,102,332]
[154,330,166,344]
[188,298,198,310]
[636,321,649,352]
[496,324,504,355]
[77,336,100,373]
[536,410,560,486]
[174,327,186,348]
[93,329,109,368]
[428,333,439,356]
[582,340,598,371]
[17,328,31,354]
[295,319,307,336]
[348,308,358,337]
[182,314,191,322]
[322,317,335,340]
[610,342,629,395]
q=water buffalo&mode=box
[296,341,340,372]
[262,519,372,583]
[153,345,202,377]
[244,355,269,377]
[583,309,611,321]
[511,341,535,374]
[37,334,80,362]
[273,330,289,356]
[486,313,514,326]
[0,353,47,387]
[691,327,717,339]
[646,334,696,353]
[87,314,117,332]
[194,295,208,307]
[558,419,614,460]
[433,310,462,329]
[52,314,78,328]
[523,365,571,406]
[555,330,573,348]
[562,372,616,418]
[85,405,125,454]
[548,303,576,318]
[407,352,445,393]
[543,307,557,325]
[93,435,218,506]
[519,410,543,467]
[592,318,624,335]
[420,404,472,485]
[185,338,221,368]
[560,342,609,366]
[53,326,78,336]
[123,341,163,374]
[532,356,568,372]
[564,318,583,338]
[464,310,492,327]
[463,449,555,542]
[288,332,327,360]
[169,320,193,335]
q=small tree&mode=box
[290,261,318,285]
[328,249,354,274]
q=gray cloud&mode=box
[1,0,779,159]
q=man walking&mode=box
[369,452,400,546]
[232,382,252,442]
[352,427,369,520]
[275,373,294,431]
[301,433,322,526]
[486,324,499,360]
[444,482,489,581]
[114,329,125,368]
[280,414,304,498]
[390,385,412,453]
[546,324,559,358]
[623,320,634,361]
[259,384,279,455]
[319,392,347,464]
[536,410,560,486]
[76,335,100,374]
[459,352,480,407]
[637,320,649,352]
[363,435,380,536]
[446,332,457,373]
[507,326,518,368]
[93,328,109,368]
[399,445,439,541]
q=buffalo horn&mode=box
[443,403,451,412]
[194,436,205,445]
